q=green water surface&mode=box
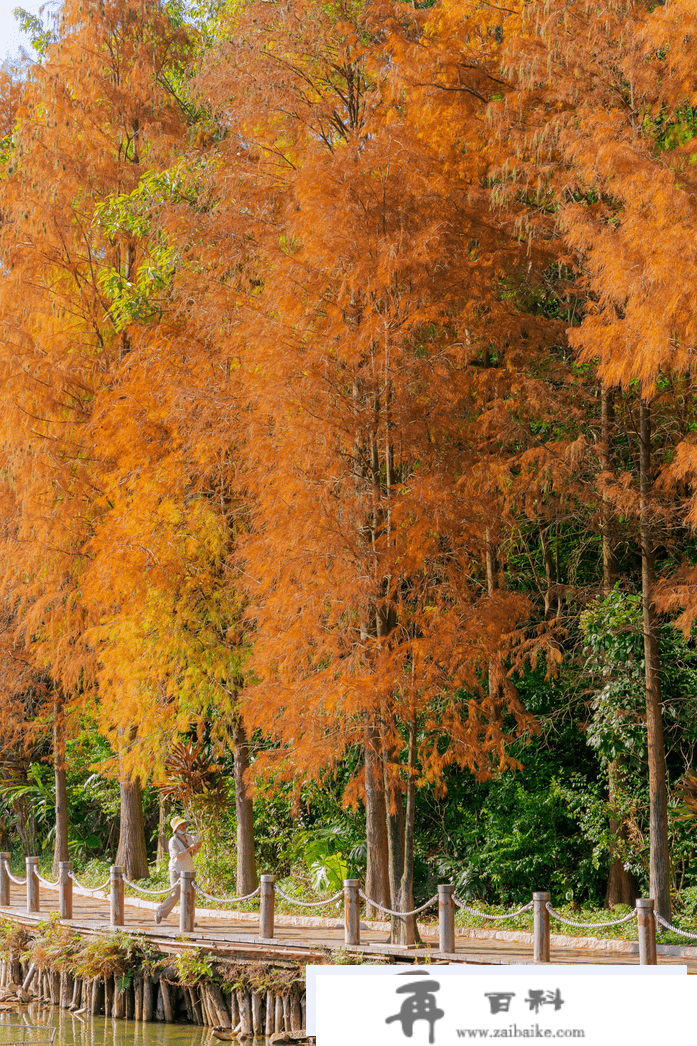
[0,1003,210,1046]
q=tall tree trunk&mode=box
[156,794,170,871]
[600,387,637,907]
[52,691,69,876]
[539,524,558,621]
[485,528,503,718]
[233,721,258,896]
[395,715,420,946]
[115,730,149,880]
[382,731,404,931]
[600,388,619,594]
[605,758,637,907]
[639,398,671,920]
[364,725,390,919]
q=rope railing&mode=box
[68,871,110,895]
[275,886,343,908]
[122,876,173,897]
[35,873,60,890]
[3,860,27,886]
[454,897,534,920]
[358,890,439,918]
[192,882,261,904]
[3,854,692,967]
[654,912,697,940]
[545,902,638,929]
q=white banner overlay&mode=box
[310,967,690,1045]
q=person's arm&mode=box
[180,833,201,856]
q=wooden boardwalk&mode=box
[1,884,696,971]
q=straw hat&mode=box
[170,815,188,832]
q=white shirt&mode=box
[168,831,195,873]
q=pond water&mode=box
[0,1004,210,1046]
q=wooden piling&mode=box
[200,987,214,1026]
[533,891,551,963]
[343,878,361,946]
[238,990,252,1036]
[0,852,10,908]
[637,898,657,965]
[110,866,125,928]
[128,980,136,1019]
[179,871,195,933]
[155,982,165,1022]
[113,978,126,1018]
[159,977,173,1022]
[260,874,276,939]
[143,975,154,1022]
[229,989,240,1028]
[60,971,71,1008]
[438,884,455,954]
[26,857,39,913]
[94,978,104,1015]
[251,991,263,1036]
[209,983,231,1028]
[266,991,274,1038]
[135,975,143,1021]
[103,976,113,1016]
[290,989,301,1031]
[59,861,73,920]
[70,976,81,1010]
[184,986,198,1024]
[274,993,284,1034]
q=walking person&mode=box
[155,814,201,924]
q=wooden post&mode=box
[0,852,10,907]
[438,884,455,954]
[533,891,550,963]
[260,874,276,939]
[110,865,125,927]
[26,857,39,913]
[143,975,154,1022]
[252,992,263,1036]
[59,861,73,919]
[179,870,195,933]
[159,977,173,1022]
[265,991,274,1038]
[344,878,360,946]
[637,898,657,965]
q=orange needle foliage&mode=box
[166,1,573,864]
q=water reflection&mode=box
[0,1003,210,1046]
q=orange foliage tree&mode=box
[158,0,575,937]
[0,0,197,877]
[493,0,697,918]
